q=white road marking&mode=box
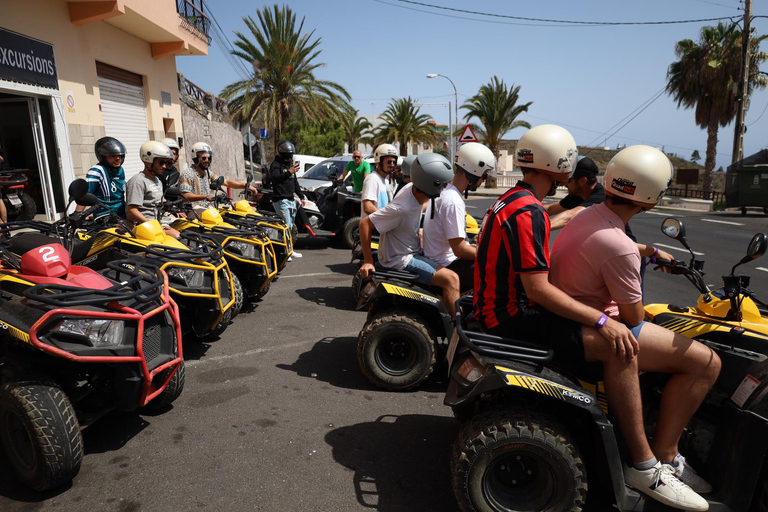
[466,205,477,209]
[185,334,357,367]
[643,211,675,217]
[654,243,704,256]
[701,218,744,226]
[279,272,337,279]
[756,267,768,273]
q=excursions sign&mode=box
[0,28,58,89]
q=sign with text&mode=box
[0,28,58,89]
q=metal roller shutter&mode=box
[97,65,149,180]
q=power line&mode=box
[583,87,667,147]
[204,2,250,81]
[388,0,740,26]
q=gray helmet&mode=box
[277,140,295,163]
[400,155,417,177]
[410,153,453,198]
[94,136,126,167]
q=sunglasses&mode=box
[353,156,362,159]
[199,156,211,161]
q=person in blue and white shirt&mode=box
[78,136,127,218]
[361,144,397,220]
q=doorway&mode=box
[0,92,64,218]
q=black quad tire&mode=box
[144,362,186,411]
[208,306,233,339]
[351,269,363,304]
[0,382,83,491]
[6,191,37,222]
[357,313,436,391]
[342,216,360,249]
[255,280,271,300]
[452,404,587,512]
[231,274,244,317]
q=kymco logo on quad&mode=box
[562,390,592,403]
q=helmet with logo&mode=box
[604,145,673,208]
[191,142,213,164]
[456,142,495,185]
[400,155,417,177]
[410,153,454,198]
[373,144,398,166]
[161,137,180,151]
[277,140,295,164]
[139,141,173,165]
[94,136,126,168]
[515,125,578,181]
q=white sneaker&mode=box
[287,256,292,262]
[292,252,303,258]
[624,462,708,511]
[672,454,713,494]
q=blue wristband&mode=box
[595,314,608,329]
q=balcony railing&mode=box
[177,0,211,44]
[181,76,227,116]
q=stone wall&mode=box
[180,103,245,181]
[68,124,107,178]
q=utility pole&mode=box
[732,0,752,164]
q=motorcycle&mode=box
[312,177,362,248]
[0,235,183,491]
[444,217,768,511]
[0,168,36,221]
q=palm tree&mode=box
[376,97,436,156]
[461,76,532,187]
[666,22,767,193]
[341,110,373,153]
[220,5,352,150]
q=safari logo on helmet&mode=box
[611,177,637,196]
[517,149,534,164]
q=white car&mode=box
[297,156,374,192]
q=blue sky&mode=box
[177,0,768,171]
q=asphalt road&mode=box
[2,198,767,511]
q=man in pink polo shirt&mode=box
[550,145,720,509]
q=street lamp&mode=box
[427,73,458,162]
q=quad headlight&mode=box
[262,227,281,241]
[166,266,206,287]
[226,240,257,258]
[52,318,125,348]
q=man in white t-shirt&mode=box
[361,144,397,220]
[423,143,495,291]
[359,153,461,316]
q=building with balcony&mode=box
[1,0,209,219]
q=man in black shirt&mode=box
[545,156,604,230]
[269,140,306,259]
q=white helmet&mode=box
[161,137,180,151]
[604,145,673,208]
[191,141,213,162]
[373,144,398,164]
[456,142,495,179]
[515,125,578,180]
[410,153,454,198]
[139,141,172,164]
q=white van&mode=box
[293,155,325,178]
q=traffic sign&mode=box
[243,133,256,147]
[259,128,269,139]
[459,124,478,143]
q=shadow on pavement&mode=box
[326,262,357,276]
[0,448,72,503]
[325,414,459,511]
[276,336,450,393]
[82,411,150,455]
[295,286,357,311]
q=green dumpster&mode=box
[726,149,768,215]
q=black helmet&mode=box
[95,137,126,167]
[277,140,295,163]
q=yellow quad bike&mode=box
[7,180,238,339]
[167,188,278,300]
[217,174,293,271]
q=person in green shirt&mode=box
[339,150,371,192]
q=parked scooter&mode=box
[0,232,183,491]
[445,218,768,511]
[0,168,36,221]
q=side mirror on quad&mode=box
[210,176,225,191]
[731,233,768,275]
[68,179,89,203]
[165,186,183,200]
[661,217,697,265]
[77,193,100,207]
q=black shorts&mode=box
[487,304,586,366]
[447,258,474,293]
